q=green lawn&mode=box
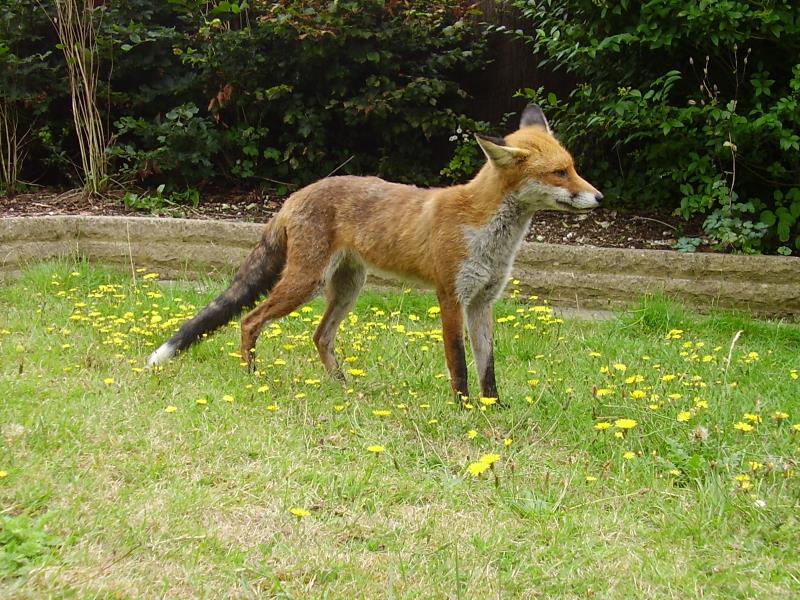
[1,261,799,598]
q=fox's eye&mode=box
[554,169,568,178]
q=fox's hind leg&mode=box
[313,256,367,380]
[240,244,331,370]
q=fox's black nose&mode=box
[595,192,604,203]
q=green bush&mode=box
[2,1,489,193]
[508,0,800,254]
[107,0,490,189]
[0,0,70,191]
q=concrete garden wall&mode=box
[1,215,798,316]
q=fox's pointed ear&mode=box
[475,133,529,167]
[520,104,551,133]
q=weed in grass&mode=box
[0,261,799,597]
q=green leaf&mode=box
[777,219,791,242]
[759,210,776,227]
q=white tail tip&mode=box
[147,342,177,367]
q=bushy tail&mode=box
[147,220,287,366]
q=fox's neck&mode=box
[462,167,535,237]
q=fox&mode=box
[147,104,602,402]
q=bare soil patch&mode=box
[0,189,705,251]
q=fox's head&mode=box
[474,104,602,213]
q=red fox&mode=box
[148,104,602,401]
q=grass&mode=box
[1,260,799,598]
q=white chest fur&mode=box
[455,196,532,306]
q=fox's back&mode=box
[278,175,440,281]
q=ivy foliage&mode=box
[1,0,488,192]
[508,0,800,253]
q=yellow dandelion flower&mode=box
[669,469,681,476]
[749,461,763,471]
[479,453,501,466]
[348,368,366,377]
[479,396,497,406]
[103,377,115,385]
[791,423,800,432]
[289,507,310,518]
[366,445,385,454]
[588,351,602,358]
[772,411,789,421]
[503,438,513,447]
[372,409,392,417]
[677,411,692,423]
[467,461,490,476]
[196,398,208,406]
[614,431,624,439]
[428,419,438,425]
[630,390,647,400]
[743,413,762,423]
[427,306,441,316]
[222,394,234,402]
[661,374,676,382]
[266,404,279,411]
[585,475,598,482]
[594,421,612,431]
[257,385,269,393]
[467,429,479,439]
[625,375,644,384]
[165,405,177,413]
[333,404,346,412]
[614,418,637,430]
[623,451,636,460]
[595,388,614,397]
[0,470,8,478]
[734,422,754,432]
[791,369,798,380]
[613,363,627,372]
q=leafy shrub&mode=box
[107,0,490,188]
[1,1,490,192]
[0,0,70,190]
[507,0,800,254]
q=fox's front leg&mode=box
[437,291,469,401]
[466,299,499,401]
